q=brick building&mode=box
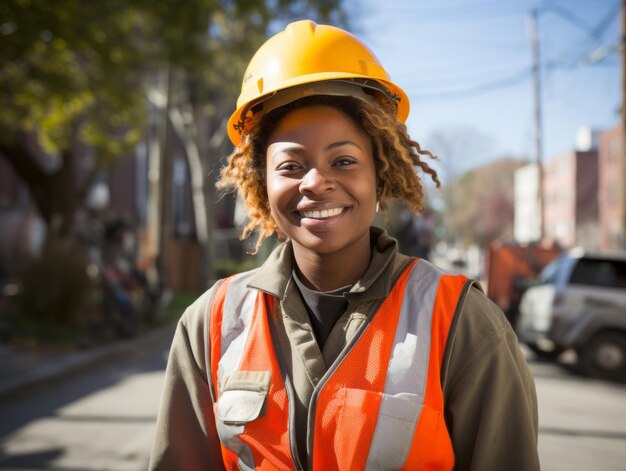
[542,150,599,249]
[598,125,624,250]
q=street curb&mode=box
[0,322,177,401]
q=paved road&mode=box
[530,352,626,471]
[0,332,171,471]
[0,339,625,470]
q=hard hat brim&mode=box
[227,74,409,146]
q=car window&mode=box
[569,258,626,289]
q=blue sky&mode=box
[353,0,621,173]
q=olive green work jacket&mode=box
[149,228,540,471]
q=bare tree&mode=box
[426,126,494,246]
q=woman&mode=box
[150,20,539,471]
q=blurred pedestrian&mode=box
[150,20,539,471]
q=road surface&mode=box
[0,338,625,470]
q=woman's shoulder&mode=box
[456,284,511,336]
[442,283,523,386]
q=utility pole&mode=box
[622,0,626,249]
[529,10,545,242]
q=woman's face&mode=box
[265,105,377,257]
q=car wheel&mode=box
[527,342,565,359]
[578,332,626,382]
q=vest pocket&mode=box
[366,392,428,469]
[215,371,272,468]
[216,370,271,425]
[332,388,431,470]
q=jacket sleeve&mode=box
[149,287,226,471]
[442,286,540,471]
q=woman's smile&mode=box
[298,206,345,220]
[296,205,350,231]
[295,200,351,226]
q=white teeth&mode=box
[301,207,343,219]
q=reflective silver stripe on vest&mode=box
[217,271,258,389]
[215,420,255,470]
[215,270,259,470]
[365,259,443,471]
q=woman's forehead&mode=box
[267,104,367,143]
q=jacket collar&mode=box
[248,226,402,303]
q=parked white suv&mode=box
[517,248,626,381]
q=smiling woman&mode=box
[150,20,540,471]
[218,93,439,259]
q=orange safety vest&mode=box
[207,259,470,471]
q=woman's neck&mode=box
[292,231,372,292]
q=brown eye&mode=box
[334,157,356,167]
[277,162,302,172]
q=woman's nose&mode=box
[299,167,334,194]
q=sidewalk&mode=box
[0,322,176,401]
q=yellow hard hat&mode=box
[227,20,409,146]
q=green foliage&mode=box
[215,257,263,279]
[0,0,347,161]
[1,1,151,159]
[157,291,198,324]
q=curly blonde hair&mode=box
[217,95,440,252]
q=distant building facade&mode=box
[514,125,626,252]
[542,149,598,249]
[514,163,541,244]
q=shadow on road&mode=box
[0,334,170,444]
[539,427,626,440]
[526,349,626,386]
[52,413,156,423]
[0,447,64,469]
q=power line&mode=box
[405,59,529,85]
[409,68,531,100]
[588,1,622,40]
[387,0,526,23]
[405,2,620,101]
[541,1,595,35]
[546,41,620,70]
[407,47,616,101]
[542,0,620,69]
